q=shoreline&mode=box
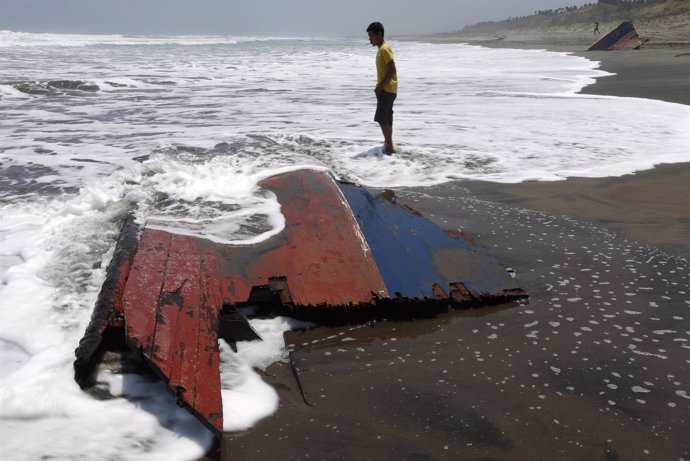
[400,28,690,106]
[435,36,690,107]
[398,32,690,259]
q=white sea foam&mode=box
[0,30,303,48]
[219,316,313,431]
[1,32,690,461]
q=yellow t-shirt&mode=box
[376,42,397,94]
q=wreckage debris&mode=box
[74,168,527,436]
[587,21,644,51]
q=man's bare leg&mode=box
[379,123,396,155]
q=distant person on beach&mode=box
[367,21,398,155]
[594,22,600,35]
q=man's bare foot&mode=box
[384,142,396,155]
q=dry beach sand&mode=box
[212,27,690,461]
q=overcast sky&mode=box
[1,0,591,36]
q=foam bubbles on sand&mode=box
[380,185,690,454]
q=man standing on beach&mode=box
[367,22,398,155]
[594,21,600,35]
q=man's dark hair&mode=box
[366,22,384,38]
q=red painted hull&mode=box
[75,168,527,437]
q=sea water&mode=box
[1,31,689,460]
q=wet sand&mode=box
[214,38,690,460]
[218,184,690,460]
[463,163,690,261]
[575,47,690,106]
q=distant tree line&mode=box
[534,5,586,16]
[459,0,684,35]
[533,0,663,17]
[596,0,662,5]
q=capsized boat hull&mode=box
[74,168,527,436]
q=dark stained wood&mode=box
[73,215,140,387]
[123,228,171,356]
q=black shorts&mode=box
[374,91,396,126]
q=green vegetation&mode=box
[458,0,690,34]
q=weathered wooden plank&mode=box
[161,234,203,394]
[126,232,224,435]
[123,229,171,355]
[196,250,224,434]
